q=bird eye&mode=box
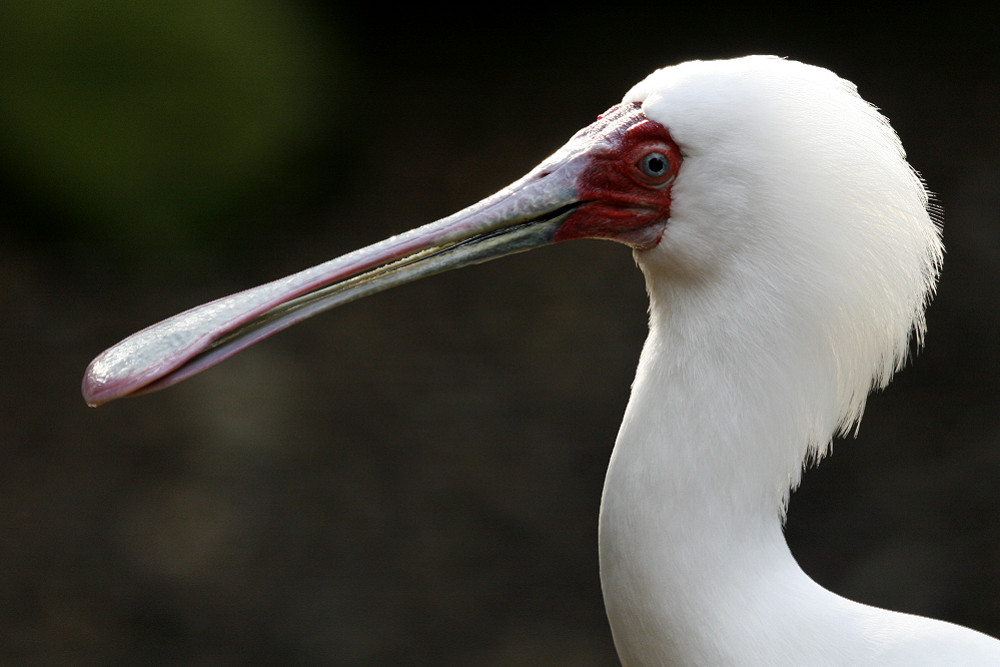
[639,152,670,179]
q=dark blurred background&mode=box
[2,3,998,665]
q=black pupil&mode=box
[642,153,668,177]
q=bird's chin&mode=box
[624,222,667,250]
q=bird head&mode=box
[83,56,940,434]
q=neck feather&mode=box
[598,271,841,664]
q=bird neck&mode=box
[598,271,837,664]
[597,270,1000,663]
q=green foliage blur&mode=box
[0,1,345,256]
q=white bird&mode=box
[83,56,1000,665]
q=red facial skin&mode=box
[554,103,682,249]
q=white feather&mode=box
[599,56,995,665]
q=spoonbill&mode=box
[83,56,1000,664]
